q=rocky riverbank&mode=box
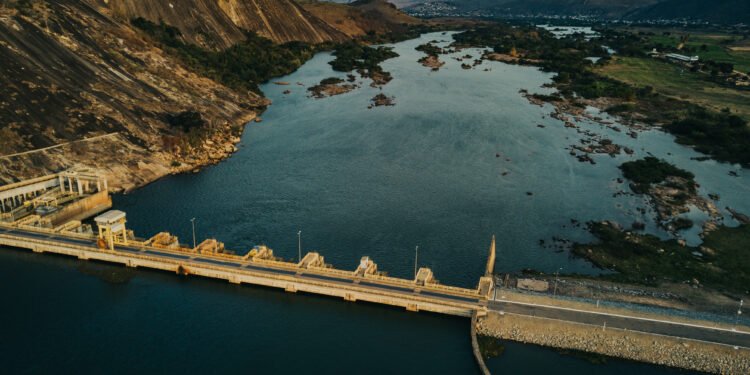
[478,312,750,374]
[0,111,260,193]
[0,1,268,193]
[418,55,445,70]
[307,77,359,98]
[370,93,395,107]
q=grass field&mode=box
[597,57,750,121]
[621,27,750,73]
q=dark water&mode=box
[2,32,735,373]
[0,250,693,374]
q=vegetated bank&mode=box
[449,23,750,301]
[132,18,320,94]
[570,157,749,296]
[451,23,750,168]
[572,220,750,295]
[328,41,400,86]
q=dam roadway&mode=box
[488,299,750,349]
[0,224,486,317]
[2,223,748,348]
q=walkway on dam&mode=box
[0,225,484,311]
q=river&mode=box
[4,31,746,373]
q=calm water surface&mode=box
[4,32,744,374]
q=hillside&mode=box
[0,0,419,191]
[403,0,750,24]
[0,1,267,191]
[486,0,660,18]
[405,0,660,18]
[217,0,346,44]
[95,0,346,49]
[301,0,420,38]
[626,0,750,24]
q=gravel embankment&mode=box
[478,312,750,374]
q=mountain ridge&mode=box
[403,0,750,24]
[92,0,347,49]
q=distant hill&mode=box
[471,0,660,18]
[402,0,749,24]
[300,0,421,38]
[625,0,750,24]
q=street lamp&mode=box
[297,230,302,262]
[735,299,744,330]
[414,245,419,279]
[553,267,563,297]
[190,217,196,249]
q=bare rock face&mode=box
[92,0,247,50]
[301,0,421,38]
[217,0,347,44]
[94,0,347,49]
[0,1,265,190]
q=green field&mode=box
[637,30,750,73]
[597,57,750,121]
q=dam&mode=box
[2,170,749,374]
[0,169,493,317]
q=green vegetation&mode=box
[319,77,344,85]
[358,24,448,45]
[453,24,750,167]
[132,18,317,93]
[619,157,695,199]
[644,32,750,73]
[597,57,750,121]
[573,222,750,295]
[453,25,639,101]
[666,108,750,166]
[329,41,399,82]
[672,217,694,230]
[619,157,695,187]
[165,111,206,132]
[415,42,442,57]
[530,93,563,102]
[163,110,211,147]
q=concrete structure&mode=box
[94,210,128,250]
[0,224,486,316]
[665,53,699,63]
[4,172,747,374]
[1,169,109,223]
[476,236,496,299]
[0,172,488,317]
[516,278,550,292]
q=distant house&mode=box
[665,53,699,63]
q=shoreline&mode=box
[478,311,750,374]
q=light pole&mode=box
[553,267,563,297]
[735,299,744,330]
[297,230,302,262]
[414,246,419,279]
[190,217,196,249]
